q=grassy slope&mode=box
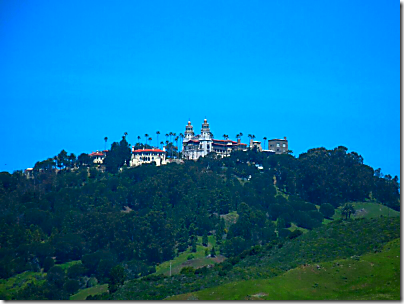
[289,201,399,233]
[333,201,399,220]
[110,217,399,300]
[155,236,224,276]
[234,217,400,277]
[0,271,46,300]
[58,260,81,271]
[70,284,108,300]
[168,238,400,301]
[0,259,83,300]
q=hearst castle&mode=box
[24,119,289,175]
[83,119,288,168]
[182,119,248,160]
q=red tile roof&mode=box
[89,152,105,157]
[133,149,165,153]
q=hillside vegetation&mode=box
[169,238,400,300]
[106,217,399,300]
[0,142,400,300]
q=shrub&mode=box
[180,267,195,276]
[288,229,303,240]
[320,203,335,218]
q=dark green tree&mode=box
[67,263,87,279]
[47,266,66,288]
[56,150,68,170]
[202,233,208,247]
[63,279,80,295]
[319,203,335,219]
[210,246,216,257]
[103,137,131,173]
[43,257,54,272]
[191,237,197,253]
[77,153,92,166]
[108,265,126,294]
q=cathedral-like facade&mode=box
[182,119,247,160]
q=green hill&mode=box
[168,238,400,300]
[230,217,400,278]
[108,217,399,300]
[0,145,400,300]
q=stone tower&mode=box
[184,120,194,141]
[200,118,211,140]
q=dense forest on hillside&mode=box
[0,140,400,300]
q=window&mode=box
[282,144,286,147]
[277,143,280,147]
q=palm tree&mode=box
[144,134,149,146]
[137,136,141,145]
[179,133,184,151]
[148,137,152,147]
[263,137,267,150]
[175,136,179,158]
[236,134,240,141]
[124,132,128,139]
[342,203,355,220]
[160,141,164,149]
[165,140,169,158]
[165,133,169,143]
[169,132,173,143]
[104,137,108,150]
[239,132,243,142]
[223,134,226,140]
[156,131,160,147]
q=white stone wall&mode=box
[130,152,167,167]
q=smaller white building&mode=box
[130,147,167,167]
[24,168,34,178]
[89,151,108,164]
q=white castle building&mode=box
[182,119,247,160]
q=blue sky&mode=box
[0,1,399,177]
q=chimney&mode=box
[284,137,287,140]
[237,139,241,143]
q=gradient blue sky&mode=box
[0,1,399,177]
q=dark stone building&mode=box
[268,137,288,154]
